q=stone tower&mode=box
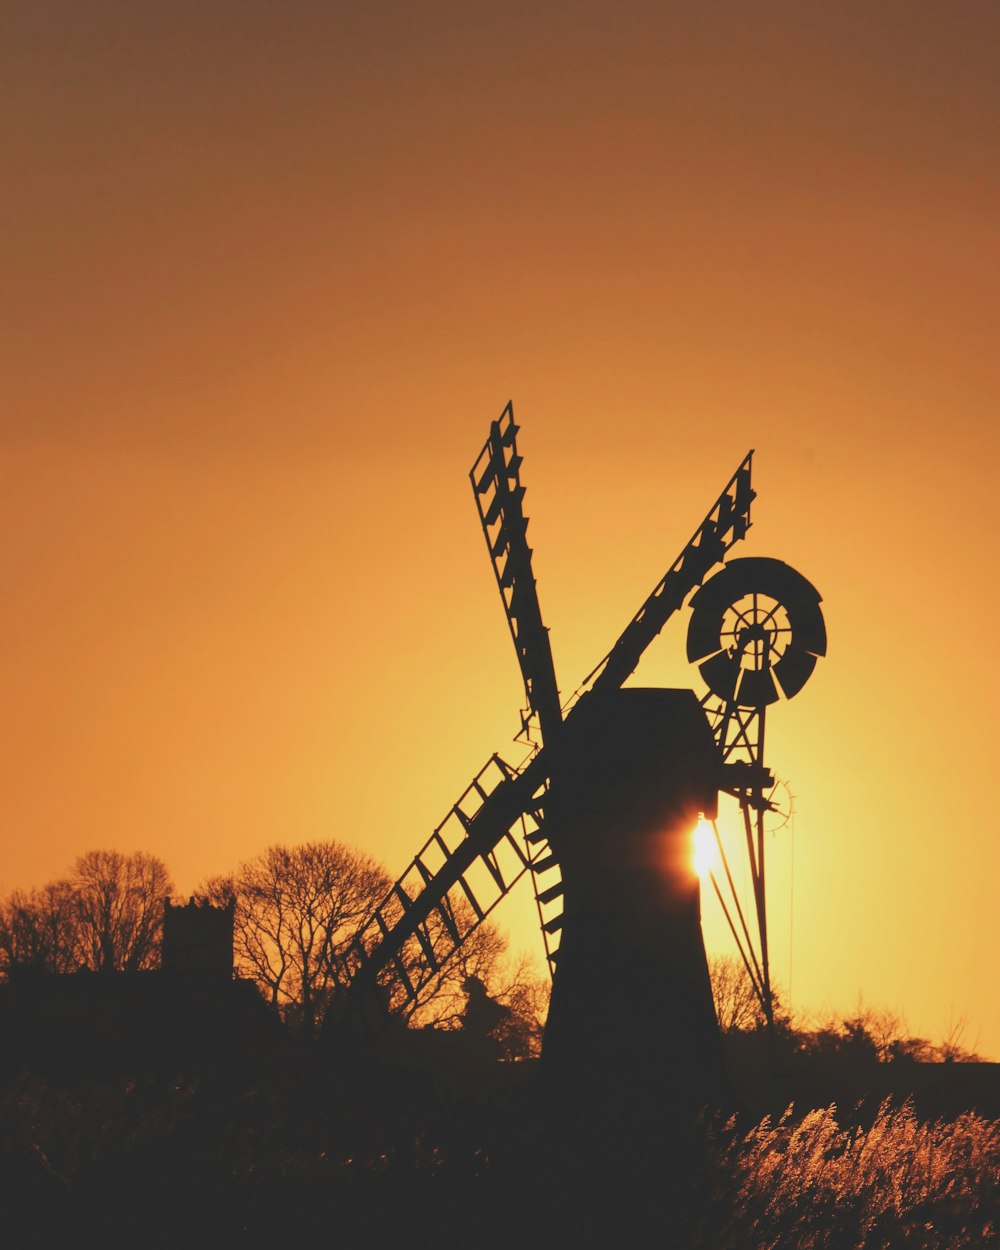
[161,897,235,979]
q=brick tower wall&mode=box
[161,898,235,978]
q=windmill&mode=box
[330,403,825,1112]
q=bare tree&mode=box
[397,901,550,1058]
[72,850,173,973]
[483,953,551,1060]
[401,900,513,1029]
[709,954,765,1033]
[201,841,392,1035]
[935,1016,983,1063]
[0,881,79,975]
[202,843,549,1049]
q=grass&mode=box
[1,1062,998,1249]
[703,1099,1000,1249]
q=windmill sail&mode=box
[332,431,758,1030]
[576,451,754,701]
[471,404,563,744]
[337,751,558,1018]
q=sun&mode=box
[693,819,718,880]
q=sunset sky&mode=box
[3,3,998,1057]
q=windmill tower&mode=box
[328,404,825,1118]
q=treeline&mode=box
[0,850,171,976]
[709,954,985,1065]
[0,843,549,1059]
[0,848,984,1066]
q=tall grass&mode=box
[706,1099,1000,1249]
[2,1068,998,1248]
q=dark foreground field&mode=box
[1,1036,998,1250]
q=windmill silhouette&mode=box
[330,403,825,1113]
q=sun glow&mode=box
[693,819,719,880]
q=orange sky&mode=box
[3,2,998,1057]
